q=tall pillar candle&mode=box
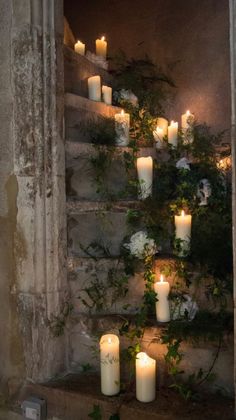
[115,109,130,146]
[154,275,170,322]
[137,157,153,199]
[156,117,168,137]
[136,352,156,402]
[153,126,164,149]
[102,85,112,105]
[100,334,120,396]
[88,75,101,101]
[74,40,85,55]
[96,36,107,58]
[181,110,194,144]
[168,121,178,147]
[175,210,192,255]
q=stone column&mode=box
[0,0,67,390]
[229,0,236,412]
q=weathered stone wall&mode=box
[0,0,67,398]
[64,0,230,134]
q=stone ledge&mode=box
[66,140,156,158]
[65,92,121,116]
[19,374,234,420]
[66,199,140,214]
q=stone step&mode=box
[64,45,113,97]
[67,199,140,214]
[65,93,121,142]
[66,141,156,200]
[19,375,234,420]
[67,211,131,258]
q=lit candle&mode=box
[181,110,194,144]
[168,120,178,147]
[153,126,164,149]
[115,109,130,146]
[96,36,107,59]
[100,334,120,396]
[102,85,112,105]
[74,40,85,55]
[154,274,170,322]
[156,117,168,137]
[136,352,156,402]
[88,75,101,102]
[137,157,153,200]
[174,210,192,255]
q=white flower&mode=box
[171,294,198,321]
[114,89,138,107]
[176,157,190,171]
[124,231,157,259]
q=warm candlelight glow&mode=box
[160,274,164,282]
[186,110,190,115]
[100,334,120,396]
[136,352,156,402]
[101,36,105,41]
[96,36,107,58]
[115,110,130,146]
[108,337,112,344]
[121,109,124,115]
[181,210,185,217]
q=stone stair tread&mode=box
[66,140,156,157]
[66,199,140,214]
[65,92,121,115]
[20,373,234,420]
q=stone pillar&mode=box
[0,0,67,393]
[229,0,236,413]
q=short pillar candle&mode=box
[88,75,101,102]
[100,334,120,396]
[115,109,130,146]
[74,40,85,55]
[181,110,194,143]
[96,36,107,58]
[137,156,153,200]
[153,126,164,149]
[168,120,178,147]
[156,117,168,137]
[175,210,192,255]
[136,352,156,402]
[102,85,112,105]
[154,274,170,322]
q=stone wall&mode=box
[64,0,230,134]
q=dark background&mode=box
[64,0,230,134]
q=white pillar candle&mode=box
[156,117,168,137]
[100,334,120,396]
[137,156,153,200]
[102,85,112,105]
[168,120,178,147]
[74,40,85,55]
[175,210,192,255]
[154,274,170,322]
[153,126,164,149]
[88,75,101,102]
[181,110,194,144]
[115,109,130,146]
[96,36,107,59]
[136,352,156,403]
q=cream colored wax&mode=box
[74,40,85,55]
[137,156,153,200]
[154,274,170,322]
[153,126,164,149]
[136,352,156,402]
[88,76,101,101]
[102,85,112,105]
[156,117,168,137]
[115,109,130,146]
[100,334,120,396]
[181,110,194,143]
[168,120,178,147]
[175,210,192,254]
[96,36,107,58]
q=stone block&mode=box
[64,46,113,97]
[68,211,131,257]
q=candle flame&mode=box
[186,110,190,116]
[121,109,124,115]
[160,274,164,282]
[108,337,112,344]
[181,210,185,217]
[171,120,174,125]
[101,36,105,41]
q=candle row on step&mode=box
[74,36,107,59]
[100,334,156,402]
[153,111,194,148]
[88,76,112,104]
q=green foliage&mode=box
[82,117,116,146]
[88,405,102,420]
[49,300,73,337]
